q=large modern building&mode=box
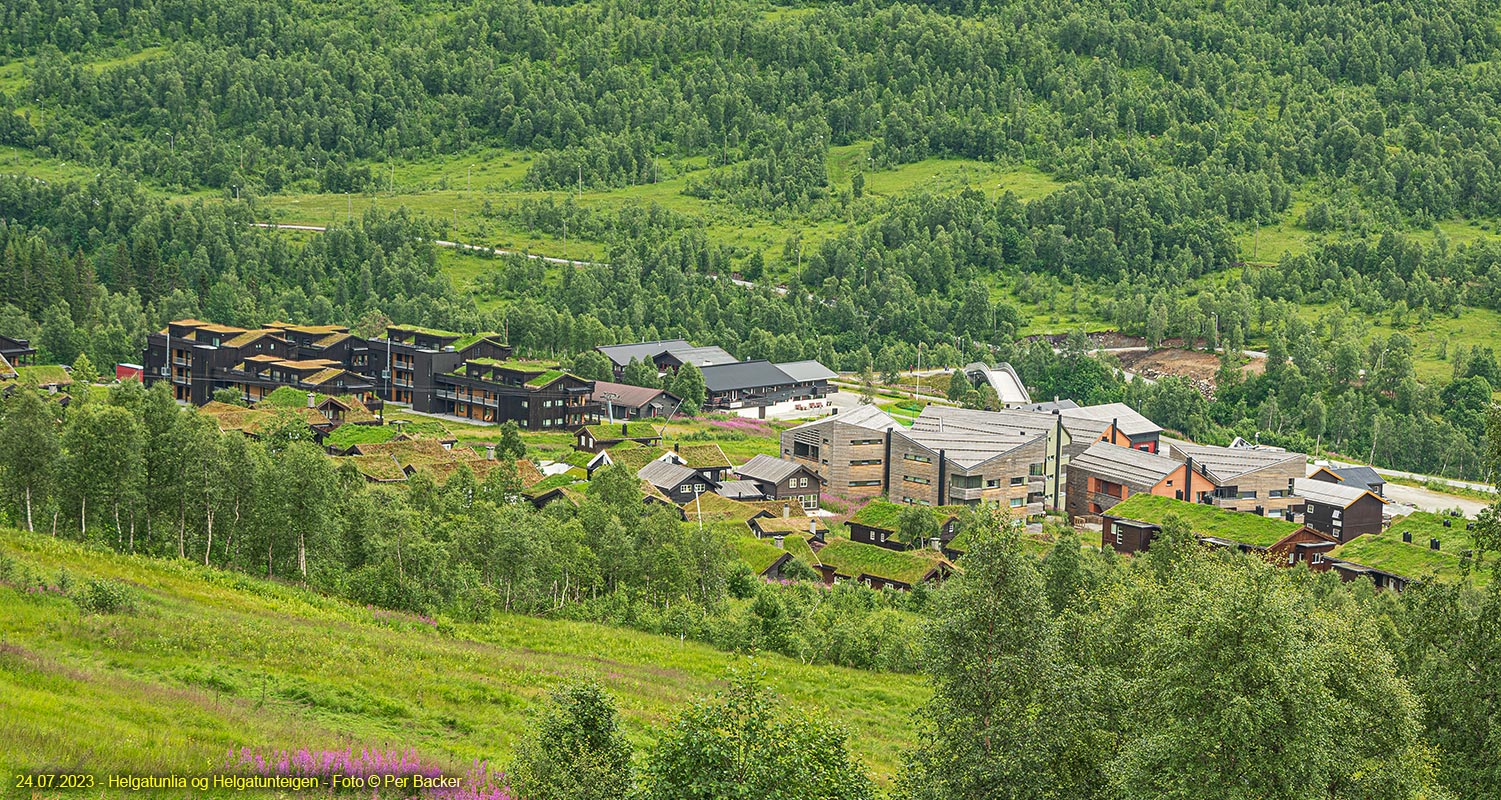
[782,405,904,499]
[595,340,738,379]
[143,320,376,405]
[595,339,835,410]
[1162,438,1306,518]
[1065,440,1219,520]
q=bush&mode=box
[72,578,138,614]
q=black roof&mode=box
[700,360,794,392]
[1334,465,1385,489]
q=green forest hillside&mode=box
[0,528,924,786]
[5,0,1501,479]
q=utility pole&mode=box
[347,192,351,220]
[467,164,472,192]
[915,343,923,400]
[563,218,568,261]
[577,165,582,198]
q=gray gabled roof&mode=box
[1163,438,1306,482]
[661,345,739,368]
[590,380,681,410]
[898,426,1044,470]
[1294,478,1387,508]
[1058,402,1162,438]
[736,454,807,484]
[1071,440,1191,487]
[1330,465,1385,490]
[914,405,1059,438]
[789,404,899,433]
[597,339,692,368]
[700,360,794,392]
[715,480,766,500]
[638,459,704,489]
[776,360,838,383]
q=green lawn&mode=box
[0,529,925,789]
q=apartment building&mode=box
[1162,438,1306,518]
[142,320,375,405]
[1065,440,1219,520]
[781,405,903,499]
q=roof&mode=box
[590,380,680,410]
[1328,465,1385,490]
[913,405,1058,438]
[775,360,838,383]
[14,365,73,387]
[675,443,732,470]
[223,329,280,348]
[516,459,545,488]
[1293,478,1387,508]
[597,339,693,368]
[1328,535,1486,587]
[1023,399,1080,412]
[681,492,771,524]
[699,360,793,392]
[715,480,766,500]
[751,516,830,536]
[962,362,1032,405]
[604,444,678,473]
[735,454,808,484]
[733,537,794,576]
[898,426,1043,469]
[1162,438,1305,482]
[812,538,954,586]
[1104,493,1305,548]
[789,404,900,433]
[1071,440,1195,487]
[849,500,963,536]
[661,345,739,368]
[0,353,15,381]
[581,421,661,441]
[314,332,352,348]
[638,459,703,489]
[1058,402,1162,438]
[335,455,408,483]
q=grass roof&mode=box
[849,500,964,532]
[1330,534,1489,587]
[588,422,661,440]
[812,537,953,586]
[752,516,830,536]
[453,332,504,350]
[523,473,585,497]
[780,533,822,566]
[388,324,464,339]
[334,455,408,482]
[14,365,73,387]
[1105,493,1302,548]
[524,369,568,388]
[325,419,452,449]
[681,492,769,524]
[732,536,792,576]
[674,442,732,470]
[1383,512,1479,553]
[260,385,331,408]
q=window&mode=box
[679,485,690,492]
[903,453,932,463]
[849,479,883,487]
[1009,497,1024,508]
[1238,490,1258,499]
[796,477,808,488]
[850,459,881,466]
[878,532,886,543]
[1332,509,1342,519]
[903,475,931,485]
[1313,554,1325,564]
[951,475,982,490]
[1269,489,1286,498]
[1010,476,1026,486]
[1029,462,1045,476]
[984,479,1000,489]
[851,438,882,446]
[694,484,706,492]
[1114,531,1123,546]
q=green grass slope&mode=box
[0,530,924,790]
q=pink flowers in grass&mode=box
[368,605,438,630]
[229,747,511,799]
[708,416,773,435]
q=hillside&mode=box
[0,529,924,790]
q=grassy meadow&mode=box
[0,529,926,792]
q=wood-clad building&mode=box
[1099,494,1338,566]
[780,405,902,499]
[733,454,824,511]
[1162,438,1305,518]
[1065,440,1219,521]
[1292,478,1387,541]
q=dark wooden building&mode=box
[733,454,824,511]
[1292,478,1387,541]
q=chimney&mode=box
[622,422,628,435]
[674,442,680,453]
[485,444,496,461]
[773,534,785,550]
[1430,538,1441,551]
[1442,519,1452,528]
[930,536,941,552]
[1401,531,1411,543]
[783,502,791,518]
[307,392,316,408]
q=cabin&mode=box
[1099,494,1338,566]
[639,459,721,504]
[1292,478,1387,541]
[845,499,963,551]
[733,454,823,511]
[574,421,663,453]
[810,538,956,591]
[587,380,682,421]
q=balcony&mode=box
[948,486,986,502]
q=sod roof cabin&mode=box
[1322,511,1491,591]
[732,536,796,579]
[680,492,775,525]
[1100,494,1337,567]
[847,499,965,551]
[809,537,956,591]
[749,515,830,540]
[575,421,664,453]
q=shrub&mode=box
[72,577,138,614]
